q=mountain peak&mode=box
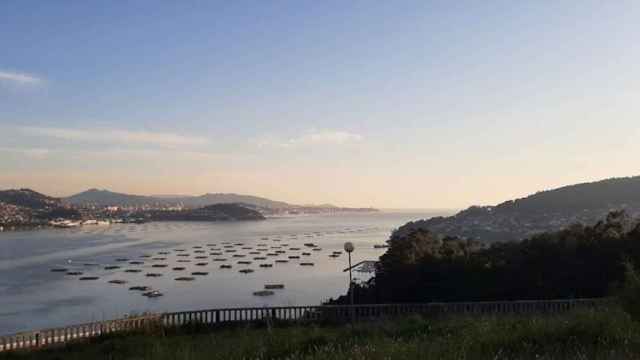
[396,175,640,243]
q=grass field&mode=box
[2,306,640,360]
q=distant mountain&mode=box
[65,189,161,207]
[396,176,640,243]
[0,189,80,224]
[0,188,60,209]
[171,193,291,209]
[63,189,374,212]
[65,189,291,209]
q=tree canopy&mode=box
[339,211,640,304]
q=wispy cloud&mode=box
[289,130,363,146]
[21,126,209,147]
[0,147,51,159]
[78,148,228,161]
[257,130,364,148]
[0,70,43,85]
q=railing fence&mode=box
[0,298,607,352]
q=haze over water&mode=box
[0,211,447,335]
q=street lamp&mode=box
[344,242,355,306]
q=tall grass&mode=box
[3,307,640,360]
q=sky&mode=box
[1,1,639,209]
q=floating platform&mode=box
[142,290,163,298]
[264,284,284,289]
[129,286,151,291]
[253,290,274,296]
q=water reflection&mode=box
[0,211,444,334]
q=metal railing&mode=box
[0,314,161,352]
[0,298,607,352]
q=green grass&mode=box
[4,307,640,360]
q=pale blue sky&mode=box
[1,1,639,208]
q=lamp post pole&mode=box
[344,242,355,307]
[348,251,353,305]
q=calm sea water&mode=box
[0,210,448,335]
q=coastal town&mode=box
[0,200,146,231]
[0,188,376,231]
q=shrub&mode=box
[616,260,640,321]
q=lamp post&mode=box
[344,242,355,306]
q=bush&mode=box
[617,260,640,321]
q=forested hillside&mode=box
[397,176,640,242]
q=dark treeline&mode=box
[339,211,640,304]
[142,204,265,222]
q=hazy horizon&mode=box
[2,2,640,208]
[3,175,636,212]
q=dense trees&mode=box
[343,211,640,304]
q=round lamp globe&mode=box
[343,242,354,253]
